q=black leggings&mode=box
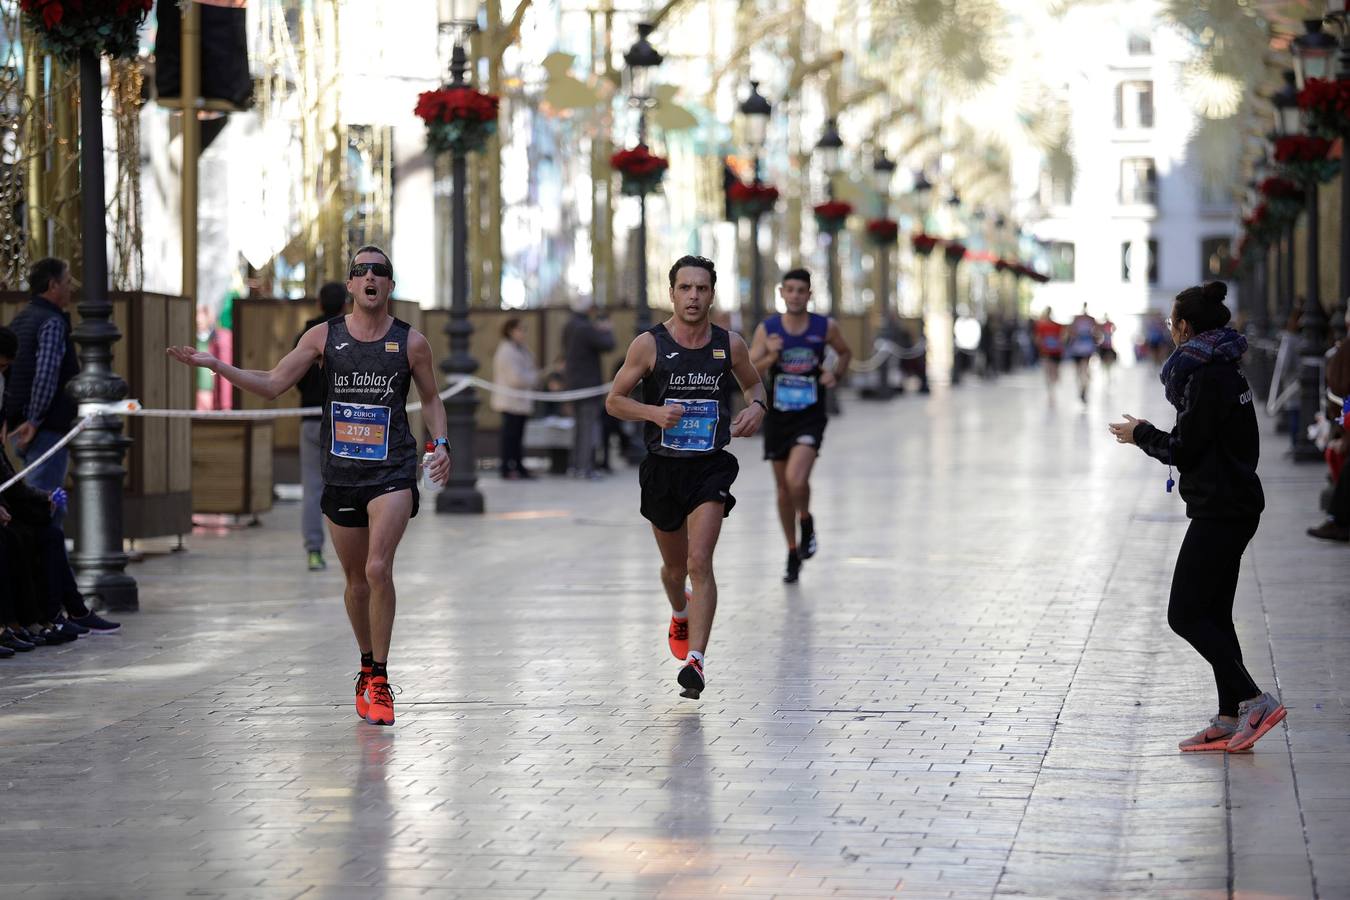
[1167,515,1262,717]
[499,413,527,475]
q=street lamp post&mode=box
[815,118,844,318]
[437,0,486,513]
[624,23,662,333]
[946,191,964,386]
[1284,38,1332,460]
[871,147,896,398]
[1322,2,1350,337]
[740,81,771,332]
[68,47,136,611]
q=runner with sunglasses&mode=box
[167,246,450,726]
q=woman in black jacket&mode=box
[1109,282,1286,753]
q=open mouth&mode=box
[363,285,378,297]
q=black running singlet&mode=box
[642,323,737,458]
[320,316,417,486]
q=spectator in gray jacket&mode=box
[562,297,614,478]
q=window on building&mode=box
[1121,241,1133,282]
[1040,169,1073,207]
[1120,157,1158,205]
[1201,236,1235,281]
[1115,81,1154,129]
[1046,241,1075,282]
[1128,32,1152,55]
[1146,239,1159,284]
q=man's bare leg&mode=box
[328,520,372,654]
[652,522,690,614]
[771,461,796,548]
[363,490,413,662]
[683,501,725,656]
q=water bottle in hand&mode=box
[421,442,443,494]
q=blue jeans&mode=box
[19,427,70,531]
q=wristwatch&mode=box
[431,436,450,450]
[752,399,767,411]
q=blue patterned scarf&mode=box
[1160,326,1247,410]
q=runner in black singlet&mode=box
[167,246,450,727]
[749,268,852,583]
[606,255,766,699]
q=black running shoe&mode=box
[56,615,89,635]
[678,658,705,699]
[799,516,817,560]
[0,630,33,652]
[783,549,801,584]
[70,612,120,634]
[0,644,13,659]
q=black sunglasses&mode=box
[349,262,392,279]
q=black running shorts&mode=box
[762,417,826,461]
[321,480,420,528]
[639,450,739,532]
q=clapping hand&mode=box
[1108,414,1147,445]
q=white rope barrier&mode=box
[0,415,94,494]
[4,375,615,493]
[849,339,927,373]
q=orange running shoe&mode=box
[668,589,692,660]
[354,667,373,719]
[366,675,396,726]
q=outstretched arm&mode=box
[409,330,450,485]
[166,324,327,401]
[749,322,780,377]
[729,333,765,438]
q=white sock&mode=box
[688,650,704,664]
[672,605,688,621]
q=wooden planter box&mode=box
[190,418,273,516]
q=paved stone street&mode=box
[1,366,1345,899]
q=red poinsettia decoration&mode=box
[1272,134,1338,185]
[414,87,500,155]
[728,181,779,218]
[813,200,853,235]
[943,241,968,263]
[1297,77,1350,138]
[911,233,939,256]
[20,0,152,61]
[610,145,669,196]
[865,219,899,245]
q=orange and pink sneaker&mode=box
[668,588,692,660]
[354,667,373,720]
[366,675,396,726]
[1178,716,1236,752]
[1227,692,1286,752]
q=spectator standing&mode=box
[562,297,615,478]
[2,258,80,529]
[1308,335,1350,542]
[295,282,348,570]
[491,317,538,480]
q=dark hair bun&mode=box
[1202,281,1228,304]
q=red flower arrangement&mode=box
[728,181,779,218]
[20,0,152,62]
[911,233,939,256]
[812,200,853,235]
[1258,176,1304,222]
[414,86,500,155]
[1273,135,1338,185]
[1297,77,1350,138]
[610,145,669,196]
[864,218,899,245]
[943,241,968,264]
